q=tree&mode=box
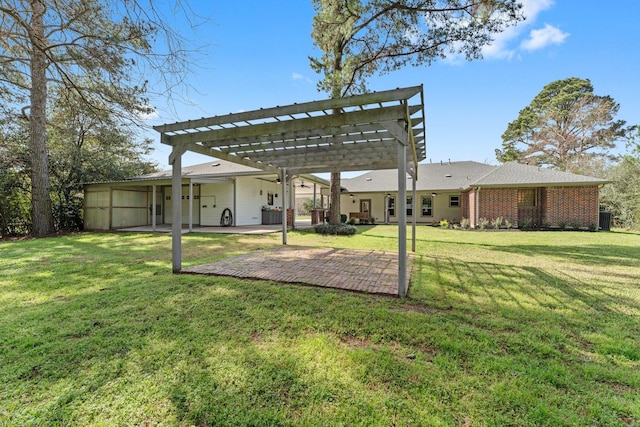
[496,77,628,173]
[0,1,195,236]
[600,127,640,229]
[310,0,524,224]
[47,88,157,231]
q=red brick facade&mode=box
[477,188,519,226]
[462,185,600,228]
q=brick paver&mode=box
[182,246,412,296]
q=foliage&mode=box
[439,219,449,228]
[504,218,513,229]
[491,216,503,229]
[310,0,524,97]
[0,0,198,236]
[496,78,628,174]
[314,223,357,235]
[309,0,523,224]
[460,217,471,229]
[0,90,157,236]
[477,217,489,229]
[600,128,640,229]
[1,228,639,425]
[301,198,323,215]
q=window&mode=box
[421,196,432,216]
[449,195,460,207]
[518,189,536,207]
[406,197,413,216]
[387,196,395,217]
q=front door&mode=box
[360,199,371,220]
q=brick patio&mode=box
[182,246,412,296]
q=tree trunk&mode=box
[329,171,341,224]
[29,0,55,236]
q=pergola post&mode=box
[412,174,417,253]
[188,181,193,232]
[397,143,407,298]
[170,147,184,273]
[281,168,287,245]
[152,184,157,231]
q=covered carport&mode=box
[153,85,425,297]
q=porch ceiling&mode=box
[153,86,425,176]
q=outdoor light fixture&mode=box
[276,177,281,184]
[432,193,437,197]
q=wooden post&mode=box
[397,143,407,297]
[281,168,287,245]
[170,148,184,273]
[412,174,417,253]
[152,184,157,231]
[188,181,193,232]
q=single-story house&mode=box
[340,161,608,229]
[83,160,329,231]
[85,159,608,231]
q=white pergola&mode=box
[153,85,425,297]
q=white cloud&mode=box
[292,72,313,84]
[520,24,569,51]
[481,0,567,59]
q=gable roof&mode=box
[342,161,608,193]
[342,161,496,193]
[134,160,261,180]
[471,162,609,187]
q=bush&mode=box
[478,217,489,229]
[314,223,357,235]
[340,214,347,223]
[347,217,356,225]
[491,217,503,229]
[504,218,513,229]
[520,217,533,229]
[439,219,449,228]
[460,217,470,229]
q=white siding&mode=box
[200,182,234,226]
[235,177,271,226]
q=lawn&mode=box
[1,227,639,426]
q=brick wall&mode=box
[543,186,600,227]
[478,188,518,225]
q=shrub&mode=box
[571,221,582,230]
[478,217,489,229]
[347,217,356,225]
[588,223,597,232]
[439,219,449,228]
[460,217,470,229]
[541,220,551,229]
[314,223,357,235]
[340,214,347,223]
[558,221,567,230]
[369,217,376,225]
[520,217,533,229]
[504,218,513,229]
[491,217,503,229]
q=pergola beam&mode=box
[153,85,423,134]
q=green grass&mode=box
[1,227,639,426]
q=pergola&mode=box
[153,85,425,297]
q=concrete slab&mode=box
[182,246,412,296]
[117,220,313,235]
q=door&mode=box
[360,199,371,219]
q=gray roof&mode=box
[342,161,496,193]
[471,162,609,187]
[134,160,261,180]
[342,161,607,193]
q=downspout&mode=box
[475,187,481,229]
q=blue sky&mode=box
[146,0,640,171]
